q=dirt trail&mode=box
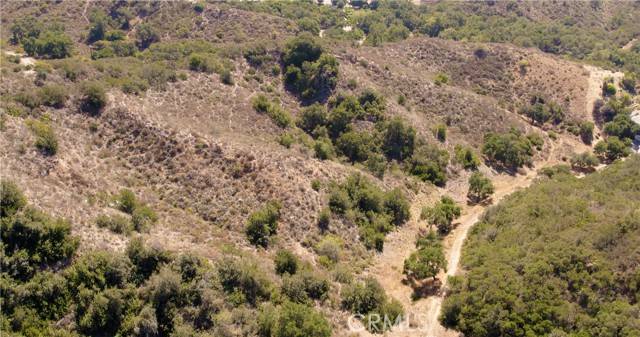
[360,65,612,336]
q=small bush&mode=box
[38,85,67,108]
[594,136,630,161]
[131,206,158,233]
[193,2,205,12]
[434,72,449,86]
[116,189,137,214]
[251,95,291,128]
[272,302,331,337]
[297,103,327,134]
[1,180,27,217]
[80,81,107,114]
[216,256,271,305]
[274,249,298,275]
[278,133,294,148]
[382,117,416,161]
[570,152,600,171]
[421,196,461,234]
[434,123,447,142]
[579,121,594,144]
[454,145,480,170]
[96,214,132,234]
[135,24,159,50]
[482,130,536,170]
[315,235,342,265]
[23,31,73,59]
[15,91,42,109]
[314,138,335,160]
[317,207,331,231]
[246,200,282,247]
[467,172,494,203]
[26,119,58,155]
[603,82,617,96]
[220,69,234,85]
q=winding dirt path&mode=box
[360,65,613,336]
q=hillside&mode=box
[1,1,639,337]
[442,155,640,336]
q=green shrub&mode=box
[315,235,342,265]
[116,189,137,214]
[193,2,205,13]
[278,133,294,148]
[216,256,271,305]
[135,24,159,50]
[297,103,327,134]
[570,152,600,171]
[404,242,445,281]
[621,74,637,93]
[454,145,480,170]
[383,188,411,226]
[220,69,234,85]
[317,207,331,231]
[80,81,107,114]
[23,31,73,59]
[126,237,172,284]
[96,214,132,234]
[282,33,338,100]
[274,250,298,275]
[314,138,335,160]
[140,62,176,89]
[336,131,374,163]
[594,136,630,161]
[67,251,132,292]
[10,16,43,45]
[382,117,415,161]
[19,271,71,320]
[2,207,79,281]
[26,119,58,156]
[268,106,292,128]
[189,53,222,73]
[272,302,331,337]
[408,144,449,186]
[603,81,617,96]
[131,206,158,233]
[328,188,351,214]
[482,130,535,170]
[467,171,494,203]
[434,72,449,85]
[246,200,282,247]
[421,196,461,234]
[0,180,27,217]
[341,277,402,332]
[38,85,67,108]
[76,288,126,336]
[243,42,274,67]
[15,91,42,109]
[579,121,594,144]
[327,174,409,251]
[603,113,640,142]
[434,123,447,142]
[251,95,291,128]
